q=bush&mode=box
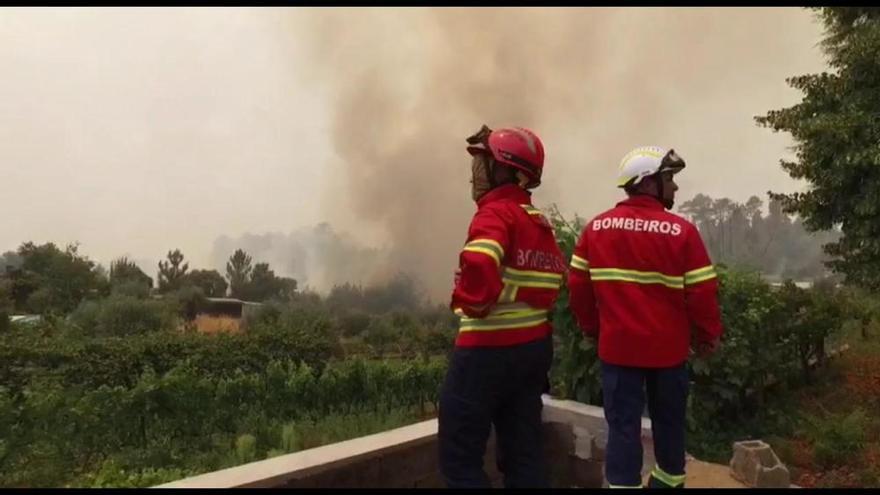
[166,286,207,321]
[544,207,857,451]
[69,295,176,337]
[806,409,868,469]
[363,315,398,357]
[337,310,371,337]
[110,280,152,299]
[546,206,602,404]
[234,434,257,465]
[0,351,447,487]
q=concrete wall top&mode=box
[155,396,645,489]
[155,420,437,488]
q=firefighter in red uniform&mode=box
[567,146,723,488]
[438,125,565,488]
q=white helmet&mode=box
[616,146,686,188]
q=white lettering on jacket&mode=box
[592,217,683,236]
[516,249,566,272]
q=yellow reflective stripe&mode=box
[503,267,563,280]
[455,303,533,319]
[489,302,532,315]
[459,309,548,332]
[570,254,589,272]
[498,283,519,303]
[651,465,686,487]
[519,204,543,215]
[502,267,563,289]
[462,239,504,265]
[589,268,684,289]
[684,265,716,285]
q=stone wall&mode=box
[155,397,654,489]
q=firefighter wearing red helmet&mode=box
[567,146,723,488]
[437,124,565,488]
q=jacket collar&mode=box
[617,194,666,211]
[477,184,532,208]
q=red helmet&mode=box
[466,125,545,188]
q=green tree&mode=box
[326,283,365,313]
[8,242,108,315]
[157,249,189,293]
[363,315,399,358]
[1,251,22,274]
[756,7,880,289]
[110,257,153,297]
[233,261,296,302]
[167,285,207,321]
[246,263,280,302]
[69,294,176,337]
[226,249,252,299]
[362,273,424,313]
[0,277,11,331]
[183,269,228,298]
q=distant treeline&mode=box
[677,194,840,281]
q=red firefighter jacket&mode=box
[568,195,723,367]
[450,184,566,347]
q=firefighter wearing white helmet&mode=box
[617,146,687,210]
[568,145,723,488]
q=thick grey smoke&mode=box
[288,7,827,300]
[209,224,391,292]
[0,8,827,302]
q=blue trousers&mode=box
[601,361,689,488]
[438,337,553,488]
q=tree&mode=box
[326,283,365,313]
[247,263,277,301]
[157,249,189,293]
[756,7,880,289]
[110,257,153,295]
[678,194,715,229]
[8,242,108,315]
[184,269,228,298]
[226,249,253,299]
[1,251,22,274]
[0,277,12,331]
[677,193,837,281]
[362,272,424,313]
[240,262,297,302]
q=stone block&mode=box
[729,439,790,488]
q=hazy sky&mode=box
[0,7,829,299]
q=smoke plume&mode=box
[287,7,826,300]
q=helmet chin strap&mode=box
[486,156,498,189]
[654,174,674,209]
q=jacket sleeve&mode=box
[682,223,723,344]
[567,230,599,338]
[450,205,511,318]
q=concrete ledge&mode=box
[155,420,438,488]
[155,396,685,489]
[542,395,652,431]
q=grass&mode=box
[688,323,880,488]
[73,405,433,488]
